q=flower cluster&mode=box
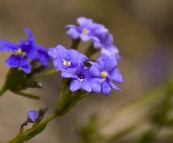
[0,28,50,73]
[66,17,120,60]
[48,45,123,95]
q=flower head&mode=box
[48,45,87,76]
[62,63,100,92]
[27,110,39,122]
[89,54,123,95]
[0,28,50,73]
[66,17,108,42]
[93,32,120,61]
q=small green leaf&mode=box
[11,90,40,100]
[5,68,26,89]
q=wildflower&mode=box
[0,28,49,73]
[94,32,120,60]
[89,54,123,95]
[27,110,39,122]
[62,63,100,92]
[66,17,108,42]
[48,45,87,76]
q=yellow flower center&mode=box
[63,60,71,66]
[101,71,108,78]
[15,49,25,57]
[82,28,89,35]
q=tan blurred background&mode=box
[0,0,173,143]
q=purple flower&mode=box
[89,54,123,95]
[62,63,101,92]
[94,32,120,61]
[48,45,87,76]
[0,28,49,73]
[25,28,50,67]
[27,110,39,122]
[66,17,108,42]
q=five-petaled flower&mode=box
[48,45,88,77]
[27,110,39,122]
[66,17,108,42]
[89,54,123,95]
[0,28,50,73]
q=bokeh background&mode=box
[0,0,173,143]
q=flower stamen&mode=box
[101,71,108,78]
[63,60,71,66]
[82,28,89,35]
[15,49,25,57]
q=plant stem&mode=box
[28,69,58,82]
[70,39,80,50]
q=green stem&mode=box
[70,39,80,50]
[84,43,99,58]
[28,69,58,82]
[0,85,7,97]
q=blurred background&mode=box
[0,0,173,143]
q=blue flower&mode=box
[0,28,50,73]
[62,63,101,92]
[27,110,39,122]
[25,28,50,67]
[89,54,123,95]
[48,45,87,76]
[94,32,120,61]
[66,17,108,42]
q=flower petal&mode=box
[70,79,80,92]
[109,68,123,84]
[5,55,19,68]
[101,81,111,95]
[19,57,31,73]
[109,82,121,91]
[0,40,17,52]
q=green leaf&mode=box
[11,90,40,100]
[5,68,26,89]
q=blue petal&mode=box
[25,27,34,39]
[19,57,31,73]
[98,54,117,73]
[0,40,17,52]
[89,79,101,92]
[70,79,80,92]
[37,46,50,67]
[69,49,87,63]
[109,69,123,84]
[77,17,93,27]
[48,47,59,59]
[101,81,111,95]
[66,28,80,39]
[61,71,76,78]
[89,64,101,78]
[5,55,19,68]
[109,82,121,91]
[81,81,92,92]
